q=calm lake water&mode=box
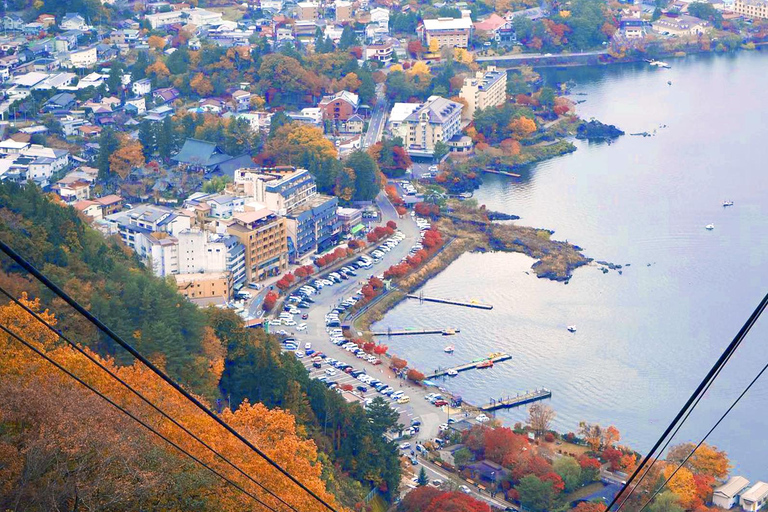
[374,51,768,479]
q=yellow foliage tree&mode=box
[663,465,699,509]
[267,123,338,165]
[453,48,474,65]
[148,35,167,51]
[109,136,145,179]
[407,61,431,77]
[389,64,404,73]
[508,116,537,139]
[146,60,170,80]
[336,72,361,93]
[428,38,440,54]
[190,72,214,97]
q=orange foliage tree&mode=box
[191,72,214,96]
[109,136,146,179]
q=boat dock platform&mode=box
[428,354,511,379]
[406,294,493,310]
[371,328,461,336]
[480,389,552,411]
[482,169,521,178]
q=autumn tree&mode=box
[146,60,170,80]
[406,368,425,382]
[553,456,582,492]
[508,116,537,139]
[663,464,699,509]
[109,135,145,179]
[666,442,730,479]
[191,72,214,96]
[516,475,554,512]
[483,427,527,466]
[148,35,167,51]
[528,403,555,436]
[573,503,604,512]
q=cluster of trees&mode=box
[384,61,465,103]
[360,276,385,302]
[262,291,279,311]
[315,247,353,268]
[0,297,340,512]
[275,272,296,291]
[414,202,441,219]
[397,487,490,512]
[469,104,539,146]
[368,137,413,178]
[383,228,443,279]
[432,167,482,194]
[366,225,396,244]
[511,0,615,52]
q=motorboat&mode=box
[444,345,455,353]
[723,200,734,207]
[477,360,494,369]
[649,60,671,68]
[567,325,577,333]
[705,224,715,230]
[487,352,504,359]
[447,369,458,377]
[442,328,457,336]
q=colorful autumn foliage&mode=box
[398,487,490,512]
[262,291,278,311]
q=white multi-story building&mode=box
[177,229,246,286]
[733,0,768,18]
[459,66,507,119]
[235,167,318,216]
[69,46,97,69]
[132,78,152,96]
[419,14,473,49]
[145,10,184,29]
[184,192,246,219]
[392,96,463,156]
[185,8,224,27]
[370,7,390,32]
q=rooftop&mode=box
[742,482,768,503]
[422,16,473,31]
[714,476,750,499]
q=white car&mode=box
[476,414,490,423]
[297,323,307,331]
[283,320,297,326]
[459,485,471,494]
[325,368,337,376]
[399,442,411,450]
[438,423,449,432]
[295,351,305,358]
[305,342,312,350]
[269,319,282,326]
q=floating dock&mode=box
[427,354,511,379]
[480,389,552,411]
[482,168,521,178]
[371,328,461,336]
[406,294,493,310]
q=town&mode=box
[0,0,767,509]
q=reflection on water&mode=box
[376,51,768,478]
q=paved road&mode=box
[362,85,388,148]
[275,191,453,443]
[476,49,608,62]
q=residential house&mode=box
[125,97,147,115]
[43,92,76,112]
[62,118,87,136]
[60,13,88,31]
[56,179,91,203]
[153,87,180,104]
[336,207,362,233]
[197,98,225,114]
[419,14,473,49]
[231,89,251,111]
[3,15,25,32]
[619,17,647,38]
[344,114,364,133]
[741,482,768,512]
[226,208,288,282]
[69,46,97,68]
[652,14,710,35]
[364,40,394,63]
[24,22,44,35]
[55,31,80,53]
[260,0,285,14]
[78,125,103,138]
[465,460,509,490]
[93,194,124,215]
[438,444,467,467]
[37,14,56,27]
[232,111,273,132]
[712,476,750,510]
[733,0,768,18]
[318,90,360,124]
[370,7,390,32]
[73,199,103,220]
[392,95,463,156]
[459,66,507,119]
[473,13,510,42]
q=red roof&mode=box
[474,13,507,32]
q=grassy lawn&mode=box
[369,494,388,512]
[565,482,606,502]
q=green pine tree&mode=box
[417,467,428,486]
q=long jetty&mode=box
[427,354,511,379]
[371,328,461,336]
[480,389,552,411]
[406,294,493,310]
[481,168,521,178]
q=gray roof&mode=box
[404,96,462,125]
[172,138,231,167]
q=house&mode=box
[24,22,44,35]
[438,444,468,467]
[55,31,80,53]
[198,98,225,114]
[364,40,394,63]
[344,114,364,133]
[185,8,224,27]
[125,97,147,115]
[459,66,507,119]
[741,482,768,512]
[78,125,103,138]
[60,13,88,31]
[57,180,91,203]
[652,14,710,36]
[145,10,184,29]
[261,0,285,13]
[370,7,390,32]
[232,111,273,132]
[733,0,768,18]
[619,17,647,39]
[392,95,463,156]
[473,13,509,42]
[3,15,25,32]
[69,46,97,68]
[43,92,76,112]
[712,476,750,509]
[318,90,360,122]
[231,89,251,111]
[38,14,57,27]
[93,194,124,215]
[466,460,509,489]
[153,87,180,104]
[73,199,103,220]
[419,14,473,49]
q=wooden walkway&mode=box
[370,328,460,336]
[480,389,552,411]
[406,294,493,310]
[481,168,521,178]
[427,354,511,379]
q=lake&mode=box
[374,51,768,479]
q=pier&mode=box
[427,353,511,379]
[480,389,552,411]
[406,294,493,310]
[371,327,461,336]
[481,168,521,178]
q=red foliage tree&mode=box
[366,232,378,243]
[295,266,309,278]
[396,206,408,216]
[362,341,376,353]
[386,220,397,230]
[390,356,408,370]
[424,492,491,512]
[406,369,425,382]
[602,448,623,471]
[415,202,440,218]
[369,276,384,289]
[541,472,565,495]
[361,284,376,299]
[483,427,528,466]
[262,291,278,311]
[373,344,388,355]
[316,256,327,267]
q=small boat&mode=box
[447,369,458,377]
[487,352,504,359]
[723,200,734,207]
[567,325,577,333]
[477,360,494,369]
[667,80,672,85]
[705,224,715,230]
[442,328,456,336]
[649,60,671,68]
[444,345,455,353]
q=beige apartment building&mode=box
[393,96,463,156]
[227,209,288,282]
[733,0,768,18]
[335,0,353,21]
[459,66,508,120]
[297,1,319,20]
[175,272,231,301]
[420,14,473,49]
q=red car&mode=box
[344,367,355,374]
[371,359,383,365]
[433,400,448,407]
[302,314,309,320]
